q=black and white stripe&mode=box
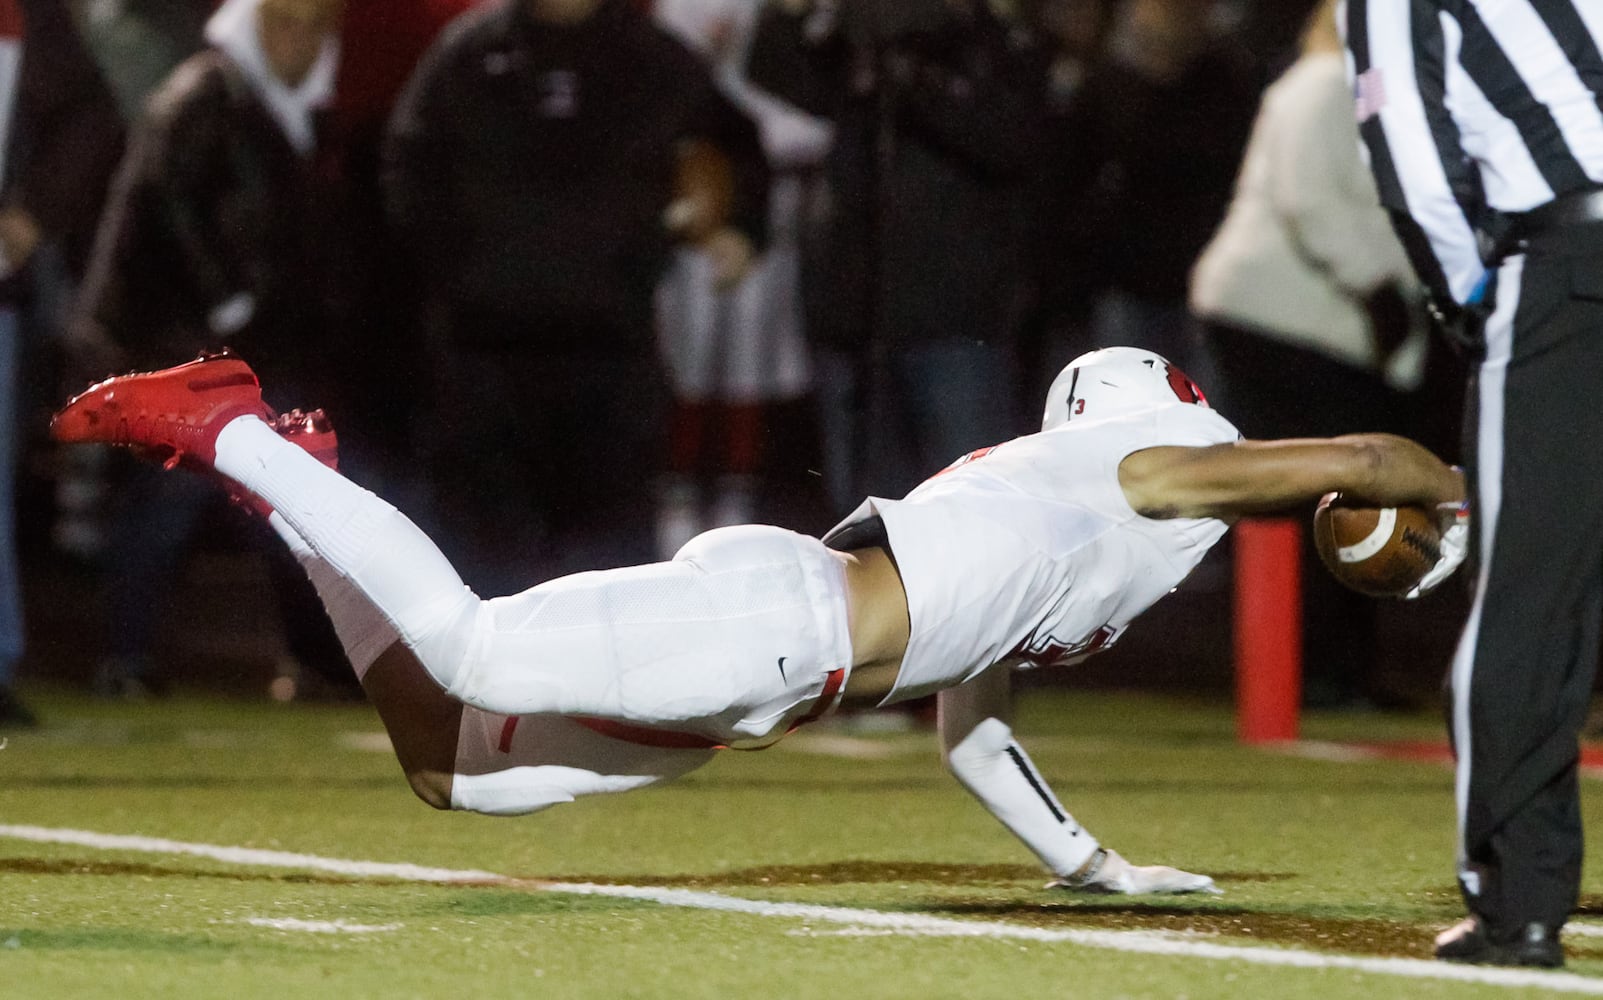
[1004,743,1071,825]
[1345,0,1603,305]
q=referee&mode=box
[1345,0,1603,968]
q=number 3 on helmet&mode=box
[1040,347,1210,431]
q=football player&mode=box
[52,347,1465,894]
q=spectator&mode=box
[384,0,769,596]
[69,0,351,698]
[1189,0,1428,709]
[1017,0,1113,402]
[320,0,478,500]
[77,0,211,122]
[748,0,1048,510]
[652,0,830,555]
[1051,0,1260,402]
[0,0,125,727]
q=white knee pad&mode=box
[449,709,715,816]
[449,769,577,816]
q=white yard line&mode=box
[237,917,402,935]
[3,824,1603,994]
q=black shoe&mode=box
[1435,916,1564,967]
[0,685,39,729]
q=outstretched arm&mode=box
[1118,434,1464,522]
[938,668,1217,894]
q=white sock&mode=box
[266,511,399,680]
[945,717,1101,878]
[214,416,479,693]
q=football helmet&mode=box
[1040,347,1208,430]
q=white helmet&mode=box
[1041,347,1209,430]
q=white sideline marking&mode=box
[0,824,500,882]
[4,824,1603,994]
[1569,924,1603,939]
[239,917,402,935]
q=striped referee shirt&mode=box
[1343,0,1603,306]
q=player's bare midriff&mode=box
[836,545,911,704]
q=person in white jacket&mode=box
[1189,0,1432,709]
[1191,0,1425,392]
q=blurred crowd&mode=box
[0,0,1465,726]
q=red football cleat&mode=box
[226,408,341,518]
[51,353,271,468]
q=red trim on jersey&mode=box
[929,445,1000,480]
[787,668,846,731]
[497,715,519,753]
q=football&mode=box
[1312,493,1441,598]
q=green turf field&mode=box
[3,686,1601,999]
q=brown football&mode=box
[1312,493,1441,598]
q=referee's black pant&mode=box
[1455,221,1603,937]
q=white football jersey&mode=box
[825,402,1241,704]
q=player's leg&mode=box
[53,359,848,741]
[347,637,715,815]
[225,410,848,738]
[271,512,717,813]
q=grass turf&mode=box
[2,686,1600,998]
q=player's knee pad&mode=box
[673,523,816,572]
[448,768,577,816]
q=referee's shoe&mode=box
[1435,916,1563,967]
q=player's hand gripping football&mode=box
[1403,500,1470,600]
[1045,848,1221,895]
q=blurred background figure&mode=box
[384,0,769,596]
[0,0,124,727]
[1017,0,1113,402]
[749,0,1047,512]
[67,0,351,699]
[1189,0,1430,709]
[319,0,477,504]
[1047,0,1259,402]
[77,0,210,122]
[651,0,831,556]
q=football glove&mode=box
[1045,848,1221,895]
[1404,500,1470,600]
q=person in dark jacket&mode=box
[384,0,769,597]
[747,0,1049,509]
[1043,0,1260,402]
[70,0,351,698]
[0,0,124,726]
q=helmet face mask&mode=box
[1041,347,1209,430]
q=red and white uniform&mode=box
[828,402,1241,704]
